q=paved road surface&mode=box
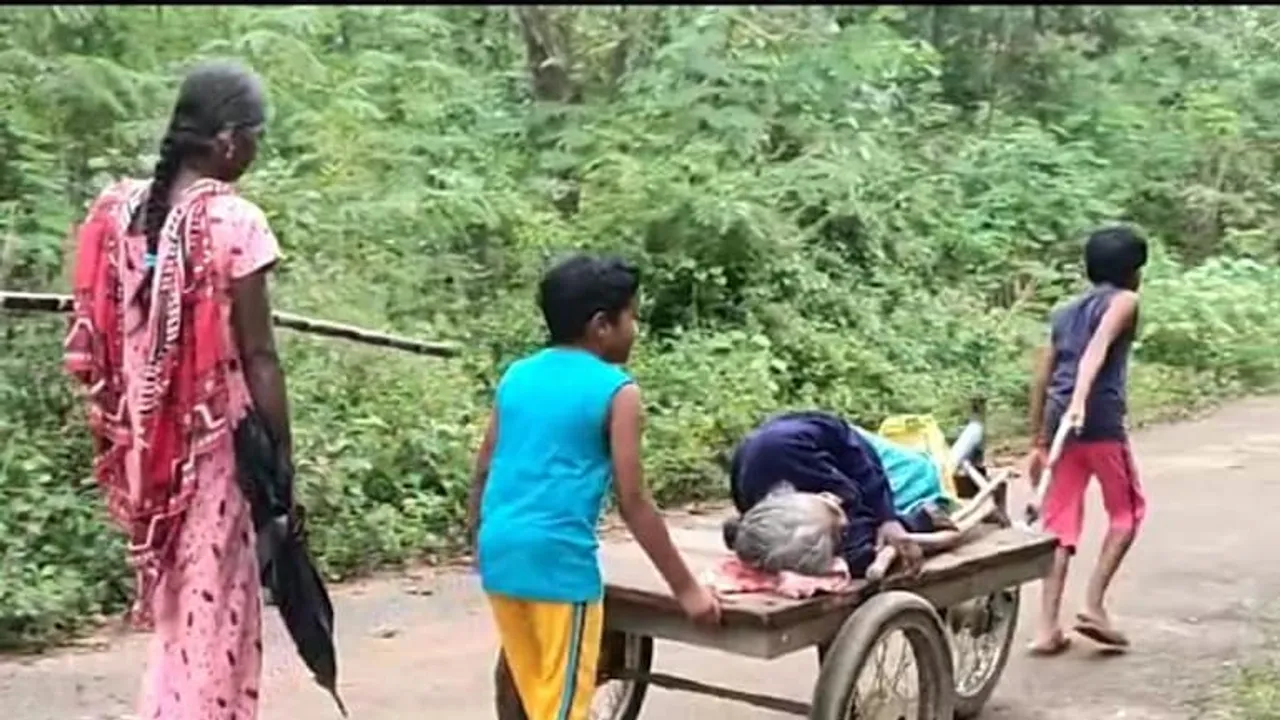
[5,398,1280,719]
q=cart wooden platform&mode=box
[496,515,1056,720]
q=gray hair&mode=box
[732,484,839,576]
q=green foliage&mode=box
[1226,660,1280,719]
[4,5,1280,649]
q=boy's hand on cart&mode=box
[1022,449,1046,524]
[678,584,722,626]
[1024,447,1048,487]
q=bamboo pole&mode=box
[1,291,460,358]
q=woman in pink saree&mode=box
[64,61,290,720]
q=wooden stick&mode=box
[2,291,74,314]
[1,291,460,358]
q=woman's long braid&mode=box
[143,131,182,264]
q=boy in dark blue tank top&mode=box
[467,255,720,720]
[1025,227,1148,656]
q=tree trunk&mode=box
[511,6,577,103]
[511,5,581,216]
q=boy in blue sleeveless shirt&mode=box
[468,255,720,720]
[1025,227,1148,656]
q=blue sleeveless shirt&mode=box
[1044,284,1136,442]
[477,347,632,603]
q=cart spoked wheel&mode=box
[591,631,654,720]
[811,591,955,720]
[493,631,653,720]
[944,586,1020,719]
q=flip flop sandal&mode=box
[1027,634,1072,657]
[1074,614,1130,648]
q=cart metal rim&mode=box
[590,632,646,720]
[946,587,1018,698]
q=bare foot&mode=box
[865,546,897,581]
[1079,608,1110,625]
[1027,631,1072,657]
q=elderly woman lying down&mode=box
[723,411,972,581]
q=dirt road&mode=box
[5,397,1280,720]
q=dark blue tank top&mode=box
[1044,284,1135,442]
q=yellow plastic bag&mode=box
[876,414,959,501]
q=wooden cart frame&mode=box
[496,516,1054,720]
[494,413,1056,720]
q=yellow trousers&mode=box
[489,594,604,720]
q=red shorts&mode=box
[1042,440,1146,553]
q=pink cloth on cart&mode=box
[702,557,857,599]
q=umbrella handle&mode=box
[329,688,349,718]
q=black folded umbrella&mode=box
[235,412,348,717]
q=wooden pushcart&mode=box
[496,516,1054,719]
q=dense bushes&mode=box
[3,6,1280,649]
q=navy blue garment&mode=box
[729,411,909,576]
[1044,284,1137,442]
